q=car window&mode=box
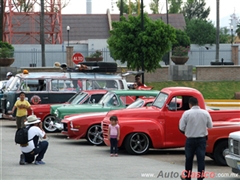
[152,93,168,108]
[90,94,104,103]
[20,79,46,91]
[86,80,118,90]
[51,80,77,91]
[70,92,88,105]
[127,98,144,109]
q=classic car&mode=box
[30,89,108,132]
[53,90,159,121]
[224,131,240,174]
[1,64,128,117]
[61,97,155,145]
[102,87,240,166]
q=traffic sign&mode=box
[72,53,84,64]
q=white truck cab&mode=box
[225,131,240,174]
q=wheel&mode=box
[213,140,228,166]
[43,115,59,133]
[124,133,150,155]
[86,124,103,145]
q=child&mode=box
[108,115,120,157]
[10,92,31,129]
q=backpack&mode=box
[15,126,33,147]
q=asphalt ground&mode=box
[0,119,239,180]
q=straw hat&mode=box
[24,115,41,125]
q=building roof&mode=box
[6,13,186,44]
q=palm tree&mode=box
[236,24,240,39]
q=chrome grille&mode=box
[63,123,68,132]
[102,121,109,138]
[233,140,240,155]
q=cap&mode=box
[6,72,13,77]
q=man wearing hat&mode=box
[19,115,49,165]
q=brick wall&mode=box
[196,66,240,81]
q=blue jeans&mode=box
[184,137,206,180]
[23,141,49,163]
[110,138,118,154]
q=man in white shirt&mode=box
[19,115,49,165]
[179,97,213,180]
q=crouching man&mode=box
[19,115,49,165]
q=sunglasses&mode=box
[133,84,137,86]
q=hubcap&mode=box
[43,116,57,132]
[130,133,149,154]
[87,125,103,145]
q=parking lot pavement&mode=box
[0,120,239,180]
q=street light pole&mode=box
[141,0,144,84]
[40,0,46,67]
[67,26,70,47]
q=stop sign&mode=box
[72,53,84,64]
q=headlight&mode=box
[228,138,233,153]
[54,109,59,117]
[70,121,73,128]
[6,101,10,108]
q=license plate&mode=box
[237,162,240,170]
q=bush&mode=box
[0,41,14,58]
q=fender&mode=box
[118,118,165,148]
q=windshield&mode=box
[70,92,88,105]
[152,93,168,108]
[98,92,119,107]
[8,76,20,91]
[126,98,144,109]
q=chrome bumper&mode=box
[225,150,240,174]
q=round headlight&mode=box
[54,109,59,117]
[6,101,10,108]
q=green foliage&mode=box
[107,14,176,72]
[149,0,160,14]
[0,41,14,58]
[219,27,231,44]
[172,46,189,56]
[146,81,240,99]
[185,19,215,45]
[236,24,240,39]
[116,0,139,14]
[172,29,190,48]
[182,0,210,20]
[168,0,183,13]
[87,50,102,58]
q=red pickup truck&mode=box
[102,87,240,166]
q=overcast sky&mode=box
[62,0,240,27]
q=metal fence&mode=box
[11,48,127,68]
[11,45,240,67]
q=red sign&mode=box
[72,53,84,64]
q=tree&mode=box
[107,14,176,72]
[12,0,71,12]
[185,19,215,45]
[116,0,139,14]
[168,0,183,13]
[182,0,210,20]
[236,24,240,39]
[149,0,161,14]
[173,29,190,48]
[219,27,231,43]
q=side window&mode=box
[168,96,191,111]
[51,80,76,91]
[90,94,104,103]
[107,95,120,107]
[120,95,135,106]
[20,79,42,91]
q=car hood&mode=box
[64,112,108,122]
[56,104,107,113]
[105,106,159,121]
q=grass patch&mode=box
[146,81,240,99]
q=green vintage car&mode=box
[53,90,159,121]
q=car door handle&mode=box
[43,97,49,100]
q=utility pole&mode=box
[120,0,123,20]
[215,0,220,62]
[40,0,46,67]
[141,0,144,84]
[0,0,3,41]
